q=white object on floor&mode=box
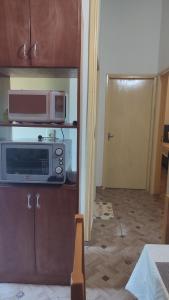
[93,201,114,220]
[125,244,169,300]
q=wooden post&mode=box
[71,215,86,300]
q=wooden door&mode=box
[0,0,30,67]
[0,186,35,281]
[103,78,154,189]
[30,0,81,67]
[35,186,77,284]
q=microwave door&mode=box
[8,91,50,122]
[2,146,52,183]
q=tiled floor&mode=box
[0,184,166,300]
[85,187,165,299]
[93,201,114,220]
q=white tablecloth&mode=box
[125,244,169,300]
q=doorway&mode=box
[103,76,155,189]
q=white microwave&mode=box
[8,90,67,123]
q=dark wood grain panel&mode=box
[35,186,77,284]
[0,0,30,67]
[30,0,81,67]
[0,186,35,278]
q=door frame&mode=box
[102,74,157,191]
[84,0,100,241]
[150,71,169,194]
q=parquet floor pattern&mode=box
[85,188,165,299]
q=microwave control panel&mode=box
[55,147,64,175]
[49,140,72,184]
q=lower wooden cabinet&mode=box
[35,187,77,282]
[0,187,35,276]
[0,185,77,284]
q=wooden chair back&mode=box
[71,214,86,300]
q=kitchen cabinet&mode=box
[0,0,30,67]
[35,186,77,282]
[0,185,77,284]
[0,0,81,67]
[0,0,81,285]
[30,0,81,67]
[0,186,35,277]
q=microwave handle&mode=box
[36,193,40,209]
[27,193,32,209]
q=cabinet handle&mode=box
[27,193,32,209]
[23,43,28,58]
[36,193,40,209]
[31,42,38,58]
[18,43,28,59]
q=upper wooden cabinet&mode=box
[30,0,81,67]
[0,0,30,67]
[0,0,81,67]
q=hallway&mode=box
[85,188,165,298]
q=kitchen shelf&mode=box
[0,182,78,190]
[0,121,77,129]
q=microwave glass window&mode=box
[6,148,49,175]
[55,95,65,115]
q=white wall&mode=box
[10,77,69,91]
[96,0,162,186]
[0,77,10,119]
[158,0,169,72]
[0,77,11,139]
[69,79,77,171]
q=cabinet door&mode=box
[0,187,35,281]
[30,0,81,67]
[0,0,30,67]
[35,187,77,284]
